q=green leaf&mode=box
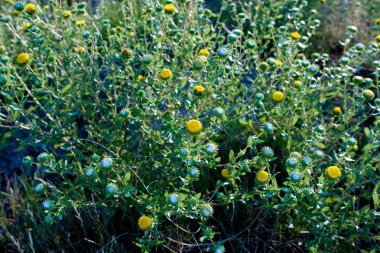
[364,127,371,139]
[373,181,380,210]
[229,149,235,162]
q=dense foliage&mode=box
[0,0,379,252]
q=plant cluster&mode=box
[0,0,379,252]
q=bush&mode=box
[0,0,379,252]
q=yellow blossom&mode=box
[333,107,341,115]
[164,4,175,14]
[221,169,229,178]
[199,49,210,56]
[25,3,36,15]
[138,216,153,230]
[75,20,86,26]
[160,68,172,79]
[63,10,72,18]
[194,85,205,95]
[186,120,202,134]
[291,32,301,40]
[326,166,341,179]
[256,170,269,183]
[273,91,284,102]
[17,53,29,64]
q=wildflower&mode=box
[22,156,33,167]
[287,158,298,167]
[194,85,205,95]
[0,46,5,52]
[101,158,112,168]
[376,35,380,43]
[63,10,71,18]
[261,146,274,158]
[214,107,224,115]
[122,48,132,58]
[138,215,153,230]
[273,91,284,102]
[263,122,274,132]
[218,47,228,57]
[186,119,202,134]
[256,170,269,183]
[35,184,44,192]
[17,53,30,64]
[168,193,179,204]
[294,81,302,88]
[205,143,217,154]
[188,167,199,177]
[164,4,175,14]
[221,169,229,178]
[275,60,283,67]
[75,20,86,26]
[291,32,301,40]
[22,23,31,31]
[14,2,24,11]
[200,204,213,217]
[25,3,36,15]
[106,184,116,194]
[326,166,341,179]
[137,75,143,80]
[199,49,210,56]
[78,47,86,54]
[363,89,375,100]
[214,245,225,253]
[43,200,51,209]
[160,68,172,79]
[290,172,301,182]
[85,168,94,176]
[333,107,341,115]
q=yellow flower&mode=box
[25,3,36,15]
[326,166,341,180]
[130,31,135,36]
[186,119,202,134]
[78,47,86,54]
[17,53,29,64]
[376,19,380,25]
[63,10,71,18]
[14,10,20,16]
[138,215,153,230]
[210,117,215,122]
[376,35,380,42]
[275,60,282,67]
[363,89,375,100]
[294,81,302,88]
[137,75,143,80]
[221,169,229,178]
[43,5,49,10]
[194,85,205,95]
[164,4,175,14]
[256,170,269,183]
[22,23,31,32]
[160,68,172,79]
[0,46,5,52]
[333,107,341,115]
[199,49,210,56]
[320,0,326,3]
[291,32,301,40]
[273,91,284,102]
[75,20,86,26]
[254,6,260,11]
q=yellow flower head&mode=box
[63,10,72,18]
[320,0,326,3]
[376,19,380,25]
[256,170,269,183]
[137,75,143,80]
[291,32,301,40]
[160,68,172,79]
[130,31,135,36]
[273,91,284,102]
[138,215,153,230]
[17,53,30,64]
[194,85,205,95]
[333,106,341,115]
[221,169,229,178]
[294,81,302,88]
[22,23,31,32]
[25,3,36,15]
[363,89,375,100]
[0,46,5,52]
[254,6,260,11]
[376,35,380,43]
[326,166,341,179]
[75,20,86,26]
[164,4,175,14]
[186,119,202,134]
[199,49,210,56]
[78,47,86,54]
[275,59,283,67]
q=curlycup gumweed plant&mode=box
[0,0,379,252]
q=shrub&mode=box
[0,0,379,252]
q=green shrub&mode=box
[0,0,379,252]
